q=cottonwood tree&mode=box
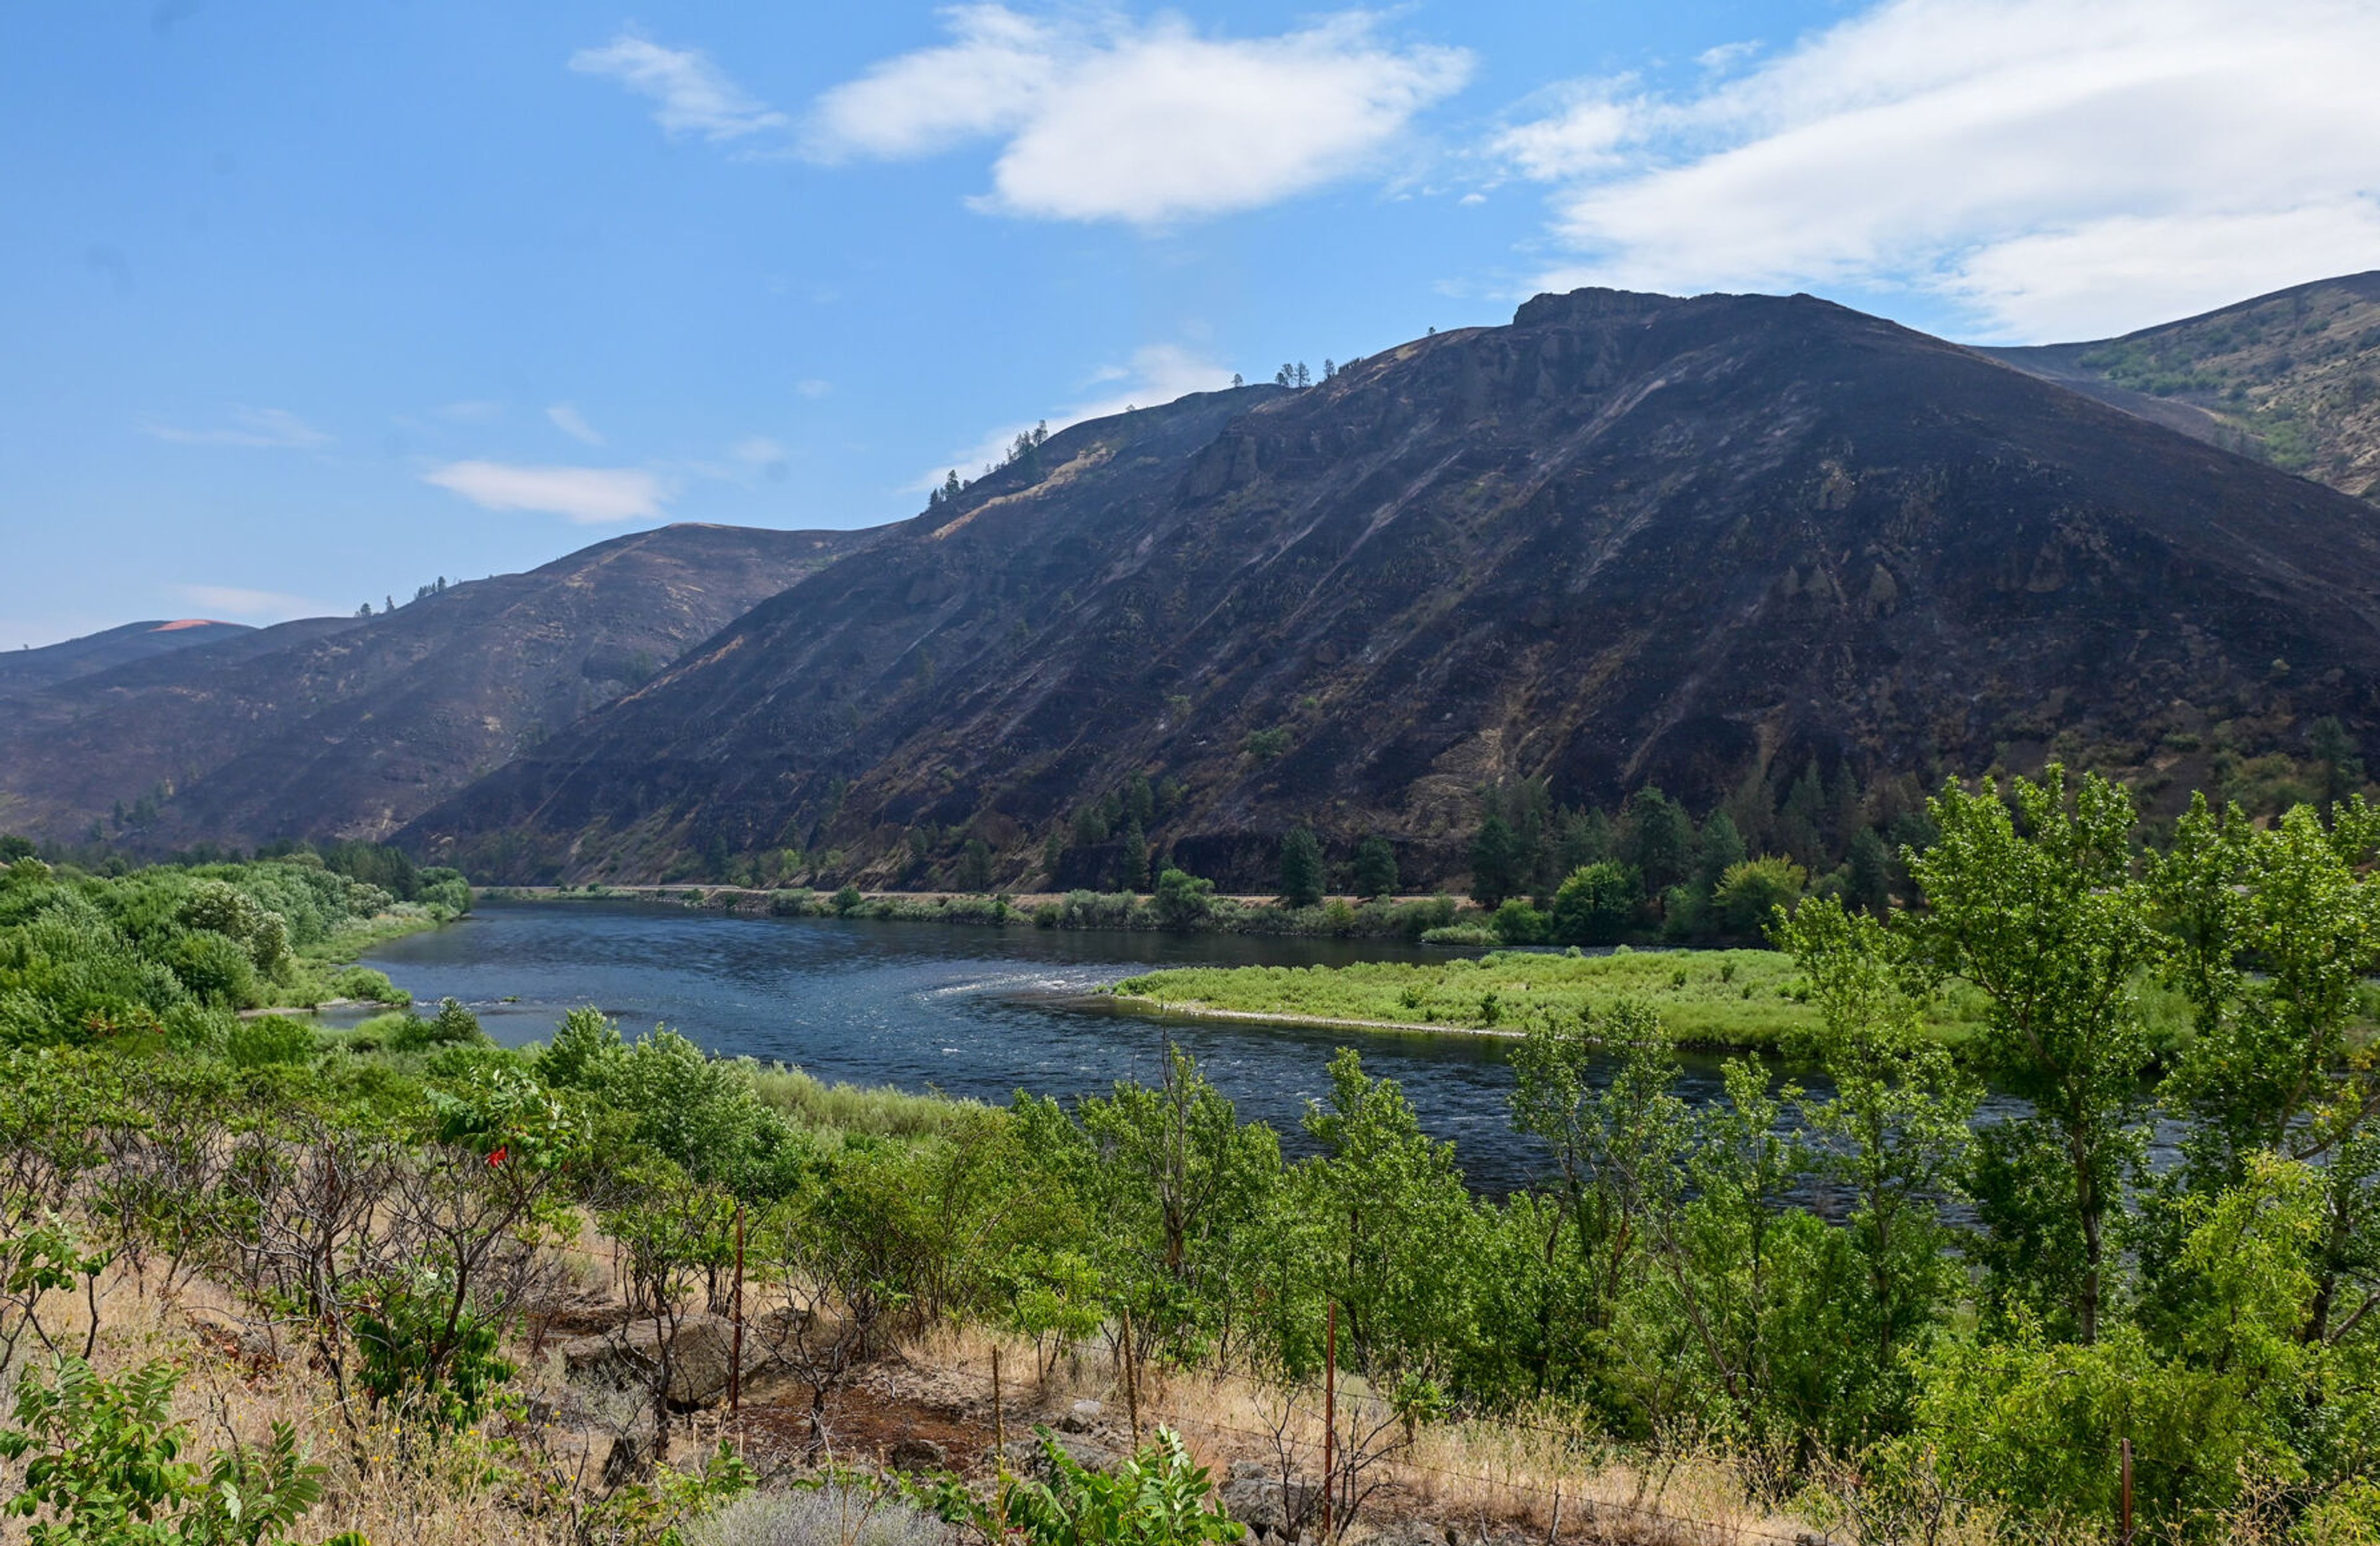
[1903,766,2159,1343]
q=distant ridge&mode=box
[1983,271,2380,503]
[0,618,257,694]
[0,523,881,849]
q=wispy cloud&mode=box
[422,461,668,523]
[1491,0,2380,341]
[545,402,604,446]
[141,406,330,449]
[172,583,338,621]
[918,342,1235,490]
[570,33,788,143]
[432,399,505,423]
[806,6,1471,225]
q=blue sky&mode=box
[6,0,2378,648]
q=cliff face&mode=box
[1985,271,2380,503]
[0,523,877,849]
[402,288,2380,888]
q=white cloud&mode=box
[918,342,1235,490]
[172,584,338,621]
[1496,0,2380,340]
[808,6,1471,225]
[570,34,788,143]
[795,378,832,399]
[546,402,604,446]
[422,461,668,523]
[142,406,330,449]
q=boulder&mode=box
[1218,1473,1323,1536]
[1002,1433,1122,1478]
[888,1438,950,1472]
[559,1313,765,1410]
[1059,1398,1104,1433]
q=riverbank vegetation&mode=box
[8,766,2380,1542]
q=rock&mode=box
[602,1429,654,1488]
[1219,1474,1323,1536]
[1060,1398,1104,1433]
[888,1438,949,1472]
[559,1313,766,1410]
[1002,1433,1122,1478]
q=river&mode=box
[361,899,1825,1193]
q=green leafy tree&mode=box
[1905,766,2160,1342]
[1774,896,1976,1434]
[1711,856,1805,939]
[1548,862,1638,945]
[1277,828,1324,909]
[1298,1050,1478,1382]
[1152,868,1216,931]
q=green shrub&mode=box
[227,1014,317,1068]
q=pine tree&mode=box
[1352,835,1398,899]
[1294,362,1311,387]
[1279,827,1325,908]
[1042,828,1065,885]
[1121,819,1150,892]
[1471,814,1522,908]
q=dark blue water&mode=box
[359,900,1772,1193]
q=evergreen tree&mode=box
[1619,788,1694,893]
[1294,361,1311,387]
[1279,827,1324,908]
[1470,813,1523,908]
[1778,760,1828,869]
[942,469,963,503]
[1695,810,1747,894]
[1125,772,1157,831]
[2310,715,2365,805]
[1120,819,1151,893]
[1352,835,1398,899]
[1042,828,1065,885]
[957,837,995,893]
[1846,828,1893,914]
[1553,807,1611,874]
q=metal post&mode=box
[728,1202,746,1418]
[1322,1301,1337,1542]
[1122,1306,1141,1449]
[2120,1438,2134,1545]
[993,1347,1006,1457]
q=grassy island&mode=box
[1113,947,1994,1048]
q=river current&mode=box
[360,900,1853,1195]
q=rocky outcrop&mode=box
[560,1311,768,1411]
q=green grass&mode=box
[1112,948,1998,1049]
[747,1061,987,1139]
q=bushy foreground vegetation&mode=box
[10,766,2380,1542]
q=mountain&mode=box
[1984,272,2380,503]
[0,523,878,849]
[0,619,257,693]
[402,286,2380,890]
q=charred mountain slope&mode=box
[0,522,876,849]
[404,288,2380,888]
